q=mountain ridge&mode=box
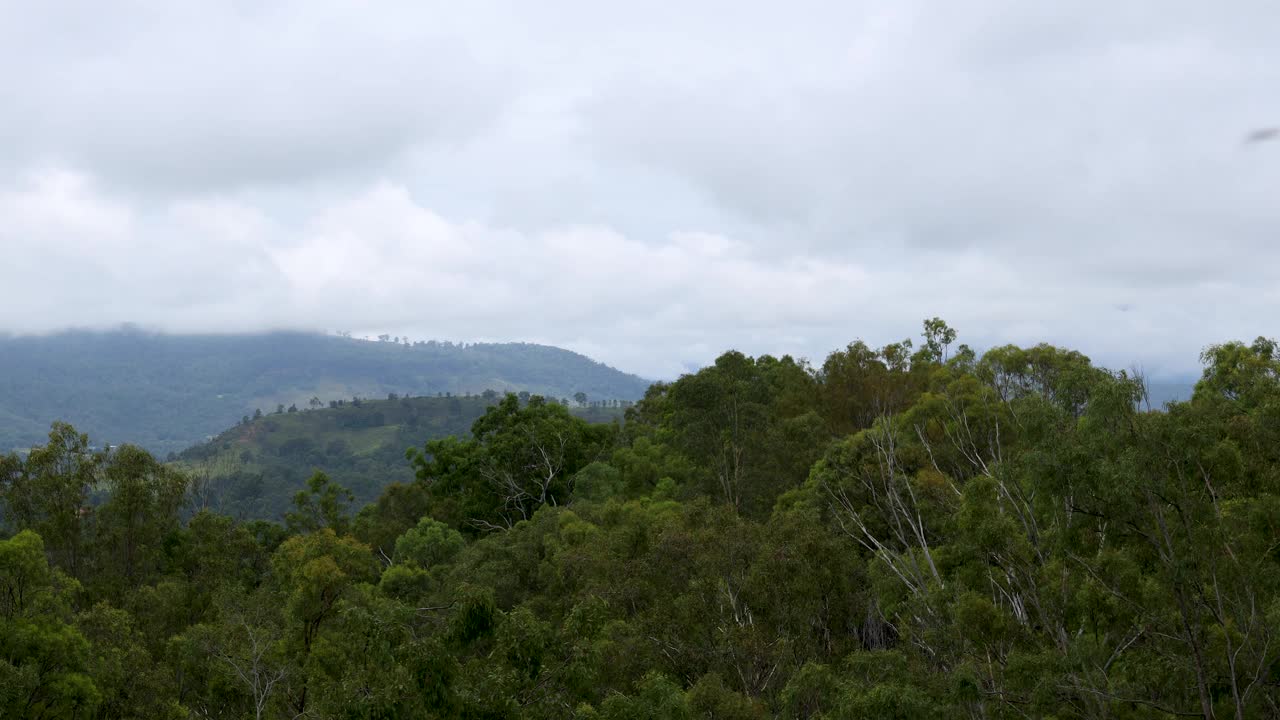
[0,328,651,455]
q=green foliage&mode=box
[2,422,99,576]
[0,530,53,618]
[1196,335,1280,408]
[0,530,100,718]
[657,351,828,515]
[687,673,767,719]
[353,480,432,559]
[175,392,625,521]
[394,517,465,569]
[596,672,691,720]
[6,322,1279,719]
[95,444,188,595]
[285,471,353,536]
[77,601,184,719]
[411,394,613,532]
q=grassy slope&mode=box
[0,329,651,455]
[173,394,626,521]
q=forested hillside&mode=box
[174,394,627,521]
[0,328,651,456]
[4,320,1280,718]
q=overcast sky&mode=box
[3,1,1279,379]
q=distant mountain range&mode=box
[0,329,652,456]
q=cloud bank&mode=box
[3,1,1279,378]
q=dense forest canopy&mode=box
[3,320,1280,719]
[0,329,651,456]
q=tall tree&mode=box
[2,423,99,577]
[411,394,608,532]
[95,445,188,591]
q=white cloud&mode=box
[4,170,1274,379]
[2,1,1280,380]
[0,1,512,191]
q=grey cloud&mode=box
[0,2,514,192]
[2,1,1279,380]
[579,1,1280,251]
